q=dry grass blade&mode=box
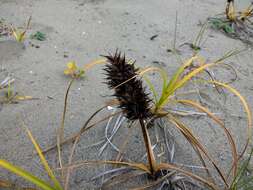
[102,170,148,189]
[167,108,214,116]
[23,125,63,190]
[41,108,121,154]
[177,99,238,178]
[57,58,107,176]
[129,171,177,190]
[57,78,75,176]
[0,179,12,188]
[214,49,242,63]
[99,113,124,156]
[0,179,38,190]
[168,115,229,187]
[208,80,252,159]
[10,16,31,42]
[83,58,107,71]
[166,115,215,184]
[64,106,106,190]
[58,160,150,174]
[90,167,130,181]
[156,163,219,190]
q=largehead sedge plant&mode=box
[98,50,251,189]
[38,50,251,189]
[2,49,251,189]
[208,0,253,44]
[103,52,157,175]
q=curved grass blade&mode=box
[83,58,107,71]
[156,163,219,190]
[24,126,63,190]
[57,78,75,172]
[129,171,177,190]
[143,75,158,103]
[173,49,241,95]
[64,106,106,190]
[208,80,252,159]
[165,56,198,94]
[231,148,253,189]
[58,160,150,174]
[177,99,238,178]
[167,115,229,187]
[0,179,38,190]
[41,109,121,154]
[0,160,56,190]
[173,62,217,94]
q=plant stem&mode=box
[139,119,157,175]
[57,78,75,179]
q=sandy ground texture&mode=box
[0,0,253,189]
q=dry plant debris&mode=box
[208,0,253,45]
[0,76,35,104]
[0,18,12,37]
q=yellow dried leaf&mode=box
[15,96,33,100]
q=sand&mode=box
[0,0,253,189]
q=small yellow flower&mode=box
[64,61,77,75]
[64,61,85,78]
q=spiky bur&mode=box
[103,51,153,121]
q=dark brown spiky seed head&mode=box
[103,51,152,120]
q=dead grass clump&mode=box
[208,0,253,45]
[0,76,34,104]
